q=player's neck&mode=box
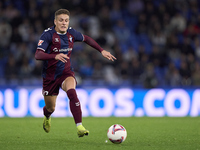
[54,26,67,34]
[57,31,66,35]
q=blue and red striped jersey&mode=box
[37,26,84,80]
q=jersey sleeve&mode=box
[37,30,52,52]
[68,27,84,42]
[83,35,103,53]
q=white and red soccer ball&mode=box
[107,124,127,144]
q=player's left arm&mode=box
[83,35,116,61]
[101,49,117,61]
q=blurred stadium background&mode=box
[0,0,200,117]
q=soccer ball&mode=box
[107,124,127,144]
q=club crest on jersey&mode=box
[38,40,44,46]
[69,36,73,42]
[55,38,59,42]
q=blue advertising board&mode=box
[0,88,199,117]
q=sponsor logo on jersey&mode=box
[53,48,72,52]
[53,47,58,52]
[38,40,44,46]
[59,48,72,52]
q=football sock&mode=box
[43,106,53,119]
[67,89,82,124]
[76,123,82,127]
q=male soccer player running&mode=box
[35,9,116,137]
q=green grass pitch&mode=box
[0,117,199,150]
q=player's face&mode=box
[54,14,69,34]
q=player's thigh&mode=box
[61,76,76,91]
[44,95,57,109]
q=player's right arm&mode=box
[35,30,69,63]
[35,50,69,63]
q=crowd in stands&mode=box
[0,0,200,88]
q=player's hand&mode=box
[55,53,69,63]
[101,50,116,61]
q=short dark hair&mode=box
[55,9,70,18]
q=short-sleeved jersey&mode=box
[37,26,84,80]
